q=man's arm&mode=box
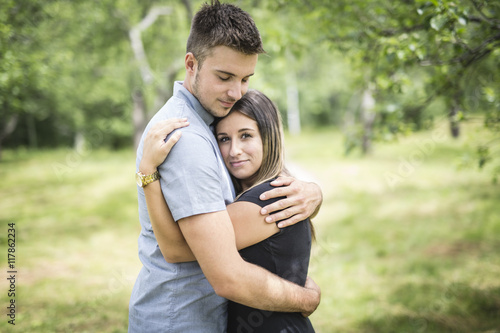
[178,210,320,315]
[260,176,323,228]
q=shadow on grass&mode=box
[357,283,500,333]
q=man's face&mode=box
[192,46,258,118]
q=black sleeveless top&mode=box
[227,180,315,332]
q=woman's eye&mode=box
[219,76,230,81]
[242,133,252,139]
[218,137,229,143]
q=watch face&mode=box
[135,172,144,187]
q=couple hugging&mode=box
[129,1,322,332]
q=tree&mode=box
[262,0,500,154]
[0,0,194,156]
[124,2,192,149]
[0,0,51,158]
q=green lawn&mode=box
[1,122,499,332]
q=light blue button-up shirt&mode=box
[129,82,235,332]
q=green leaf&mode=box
[430,14,448,31]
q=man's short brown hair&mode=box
[186,0,265,68]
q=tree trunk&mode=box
[129,6,173,85]
[0,114,19,161]
[27,114,38,149]
[449,95,461,138]
[287,83,301,136]
[361,88,376,154]
[286,50,301,135]
[132,89,147,150]
[128,6,174,149]
[74,131,85,151]
[181,0,193,23]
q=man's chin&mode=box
[207,107,231,118]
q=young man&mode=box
[128,2,322,332]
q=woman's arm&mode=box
[143,180,197,263]
[139,118,195,263]
[145,182,279,263]
[227,201,280,250]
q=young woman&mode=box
[140,90,316,332]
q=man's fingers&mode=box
[259,187,287,201]
[263,204,303,224]
[301,276,321,317]
[276,214,305,228]
[270,175,294,187]
[265,208,301,224]
[260,196,292,216]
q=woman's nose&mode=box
[230,141,242,156]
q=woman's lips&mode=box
[230,160,248,168]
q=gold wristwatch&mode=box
[135,170,160,188]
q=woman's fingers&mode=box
[140,118,189,171]
[151,118,189,140]
[162,131,182,155]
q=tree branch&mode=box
[129,6,173,85]
[420,32,500,67]
[377,24,427,37]
[470,0,500,27]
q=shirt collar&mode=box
[173,81,214,127]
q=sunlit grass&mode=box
[0,148,139,333]
[0,122,499,332]
[286,122,500,332]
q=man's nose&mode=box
[227,82,243,101]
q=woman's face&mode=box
[216,111,263,191]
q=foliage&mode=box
[1,0,499,171]
[258,0,499,154]
[1,0,192,152]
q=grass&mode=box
[285,121,500,332]
[1,122,499,332]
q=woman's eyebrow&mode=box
[237,128,257,132]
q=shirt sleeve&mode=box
[159,128,227,222]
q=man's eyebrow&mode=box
[216,70,255,78]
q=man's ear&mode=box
[185,52,198,74]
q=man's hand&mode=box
[259,176,323,228]
[302,276,321,317]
